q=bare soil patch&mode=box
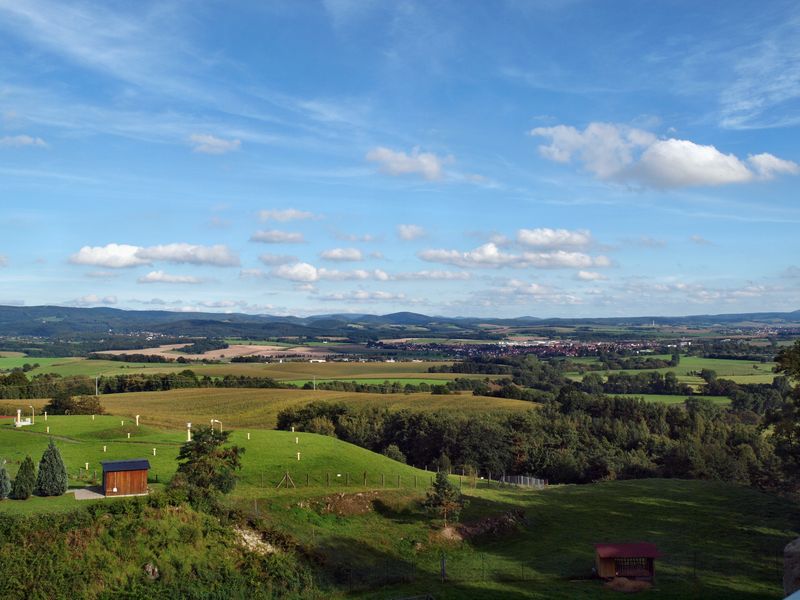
[604,577,653,593]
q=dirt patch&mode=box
[604,577,653,593]
[432,525,464,543]
[234,526,277,555]
[312,491,381,516]
[459,509,527,539]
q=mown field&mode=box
[566,355,777,387]
[610,394,730,405]
[0,356,460,380]
[0,416,795,598]
[0,388,532,430]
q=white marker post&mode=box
[247,432,250,440]
[44,412,47,422]
[297,452,301,461]
[46,426,50,434]
[85,462,89,471]
[291,426,295,433]
[187,422,192,442]
[295,437,299,444]
[120,420,124,426]
[127,433,130,439]
[153,448,157,456]
[135,415,140,427]
[103,446,107,453]
[92,414,95,421]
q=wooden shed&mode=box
[594,542,662,580]
[101,459,150,497]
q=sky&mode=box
[1,0,799,318]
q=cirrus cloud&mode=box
[258,208,318,222]
[189,134,241,154]
[250,230,306,244]
[138,270,205,284]
[320,247,363,261]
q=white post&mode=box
[247,432,250,440]
[46,426,50,433]
[295,436,299,444]
[153,448,156,456]
[127,433,130,439]
[16,409,21,426]
[187,422,192,442]
[297,452,301,461]
[291,426,295,432]
[103,446,106,453]
[44,412,47,421]
[85,462,89,471]
[135,415,140,427]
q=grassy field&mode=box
[0,416,794,598]
[0,388,533,430]
[282,377,468,387]
[610,394,731,405]
[567,355,777,387]
[0,356,459,380]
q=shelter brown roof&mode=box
[594,542,662,559]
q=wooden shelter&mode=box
[101,459,150,497]
[594,542,662,580]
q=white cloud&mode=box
[418,242,610,269]
[320,247,363,261]
[250,230,306,243]
[397,224,426,241]
[319,290,407,302]
[189,134,241,154]
[138,270,204,284]
[70,294,118,307]
[136,243,240,267]
[689,235,712,245]
[258,253,298,266]
[747,153,800,179]
[273,262,319,283]
[576,270,607,281]
[0,134,47,147]
[516,228,591,248]
[70,243,239,268]
[70,244,150,268]
[258,208,318,222]
[366,147,450,181]
[0,255,7,267]
[392,270,471,281]
[337,232,378,242]
[531,122,798,188]
[85,270,118,279]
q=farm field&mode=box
[0,388,533,430]
[567,355,777,386]
[0,356,460,380]
[610,394,730,405]
[0,416,795,598]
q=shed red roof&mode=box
[595,543,662,559]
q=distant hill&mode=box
[0,304,798,339]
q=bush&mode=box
[10,456,36,500]
[35,439,68,497]
[382,444,407,464]
[0,466,10,500]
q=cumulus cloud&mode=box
[70,294,118,307]
[258,209,318,222]
[319,290,407,302]
[320,247,363,261]
[189,134,241,154]
[366,147,451,181]
[136,243,240,267]
[0,134,47,147]
[70,243,150,268]
[516,228,591,248]
[397,224,426,241]
[258,253,298,266]
[250,230,306,244]
[530,122,799,188]
[271,263,388,283]
[418,242,610,269]
[70,243,240,268]
[576,270,607,281]
[138,270,204,284]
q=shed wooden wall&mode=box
[104,469,148,496]
[596,556,616,578]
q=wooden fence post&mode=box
[363,471,367,486]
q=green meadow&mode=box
[0,415,795,598]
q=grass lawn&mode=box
[0,416,795,598]
[610,394,731,405]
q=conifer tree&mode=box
[35,439,68,496]
[0,465,11,500]
[424,471,466,527]
[10,455,36,500]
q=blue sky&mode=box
[1,0,799,318]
